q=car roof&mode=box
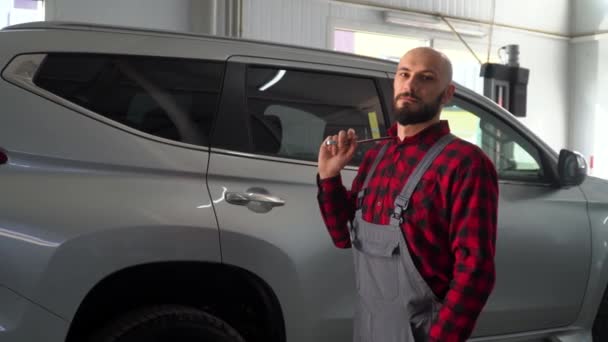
[2,21,483,106]
[2,22,479,91]
[4,23,487,110]
[4,21,399,74]
[5,22,494,104]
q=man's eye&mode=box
[422,75,434,81]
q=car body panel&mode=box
[475,183,590,335]
[0,28,221,322]
[0,285,68,342]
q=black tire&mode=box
[593,290,608,341]
[594,311,608,341]
[89,305,246,342]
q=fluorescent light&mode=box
[384,11,441,26]
[259,69,286,91]
[383,11,486,38]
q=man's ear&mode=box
[441,83,456,105]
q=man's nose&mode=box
[397,78,415,94]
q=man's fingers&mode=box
[320,129,357,160]
[346,137,358,158]
[347,128,356,140]
[330,134,339,156]
[339,128,357,161]
[319,136,332,159]
[337,130,347,151]
[346,129,357,147]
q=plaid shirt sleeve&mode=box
[429,151,499,342]
[316,147,379,248]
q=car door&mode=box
[440,95,591,337]
[206,57,390,342]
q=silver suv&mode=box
[0,22,606,342]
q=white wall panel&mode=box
[572,0,608,35]
[569,40,608,177]
[569,0,608,177]
[243,0,330,47]
[491,29,569,152]
[242,0,571,46]
[494,0,570,35]
[47,0,191,32]
[327,0,569,34]
[569,42,598,158]
[355,0,492,21]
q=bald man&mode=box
[317,47,498,342]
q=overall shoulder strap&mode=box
[356,143,390,208]
[389,134,456,226]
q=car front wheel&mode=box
[89,305,245,342]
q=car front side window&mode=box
[442,98,545,182]
[244,66,387,165]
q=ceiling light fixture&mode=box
[383,11,487,38]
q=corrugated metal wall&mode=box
[340,0,492,21]
[243,0,331,47]
[244,0,489,48]
[47,0,192,32]
[242,0,569,47]
[243,0,492,48]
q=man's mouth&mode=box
[397,96,419,104]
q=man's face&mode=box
[392,49,453,125]
[392,90,445,126]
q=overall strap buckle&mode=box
[390,195,409,224]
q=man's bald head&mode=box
[401,47,453,86]
[392,47,456,126]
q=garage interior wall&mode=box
[45,0,192,32]
[1,0,44,27]
[570,0,608,178]
[242,0,571,154]
[45,0,241,37]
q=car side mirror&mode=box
[558,149,587,187]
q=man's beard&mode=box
[392,92,444,125]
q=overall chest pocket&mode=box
[352,223,402,301]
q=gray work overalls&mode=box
[350,134,455,342]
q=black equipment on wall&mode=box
[479,45,529,117]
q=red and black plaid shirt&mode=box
[317,121,498,342]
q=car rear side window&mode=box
[245,66,387,164]
[33,54,224,146]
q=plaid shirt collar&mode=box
[387,120,451,146]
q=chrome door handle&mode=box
[225,191,285,208]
